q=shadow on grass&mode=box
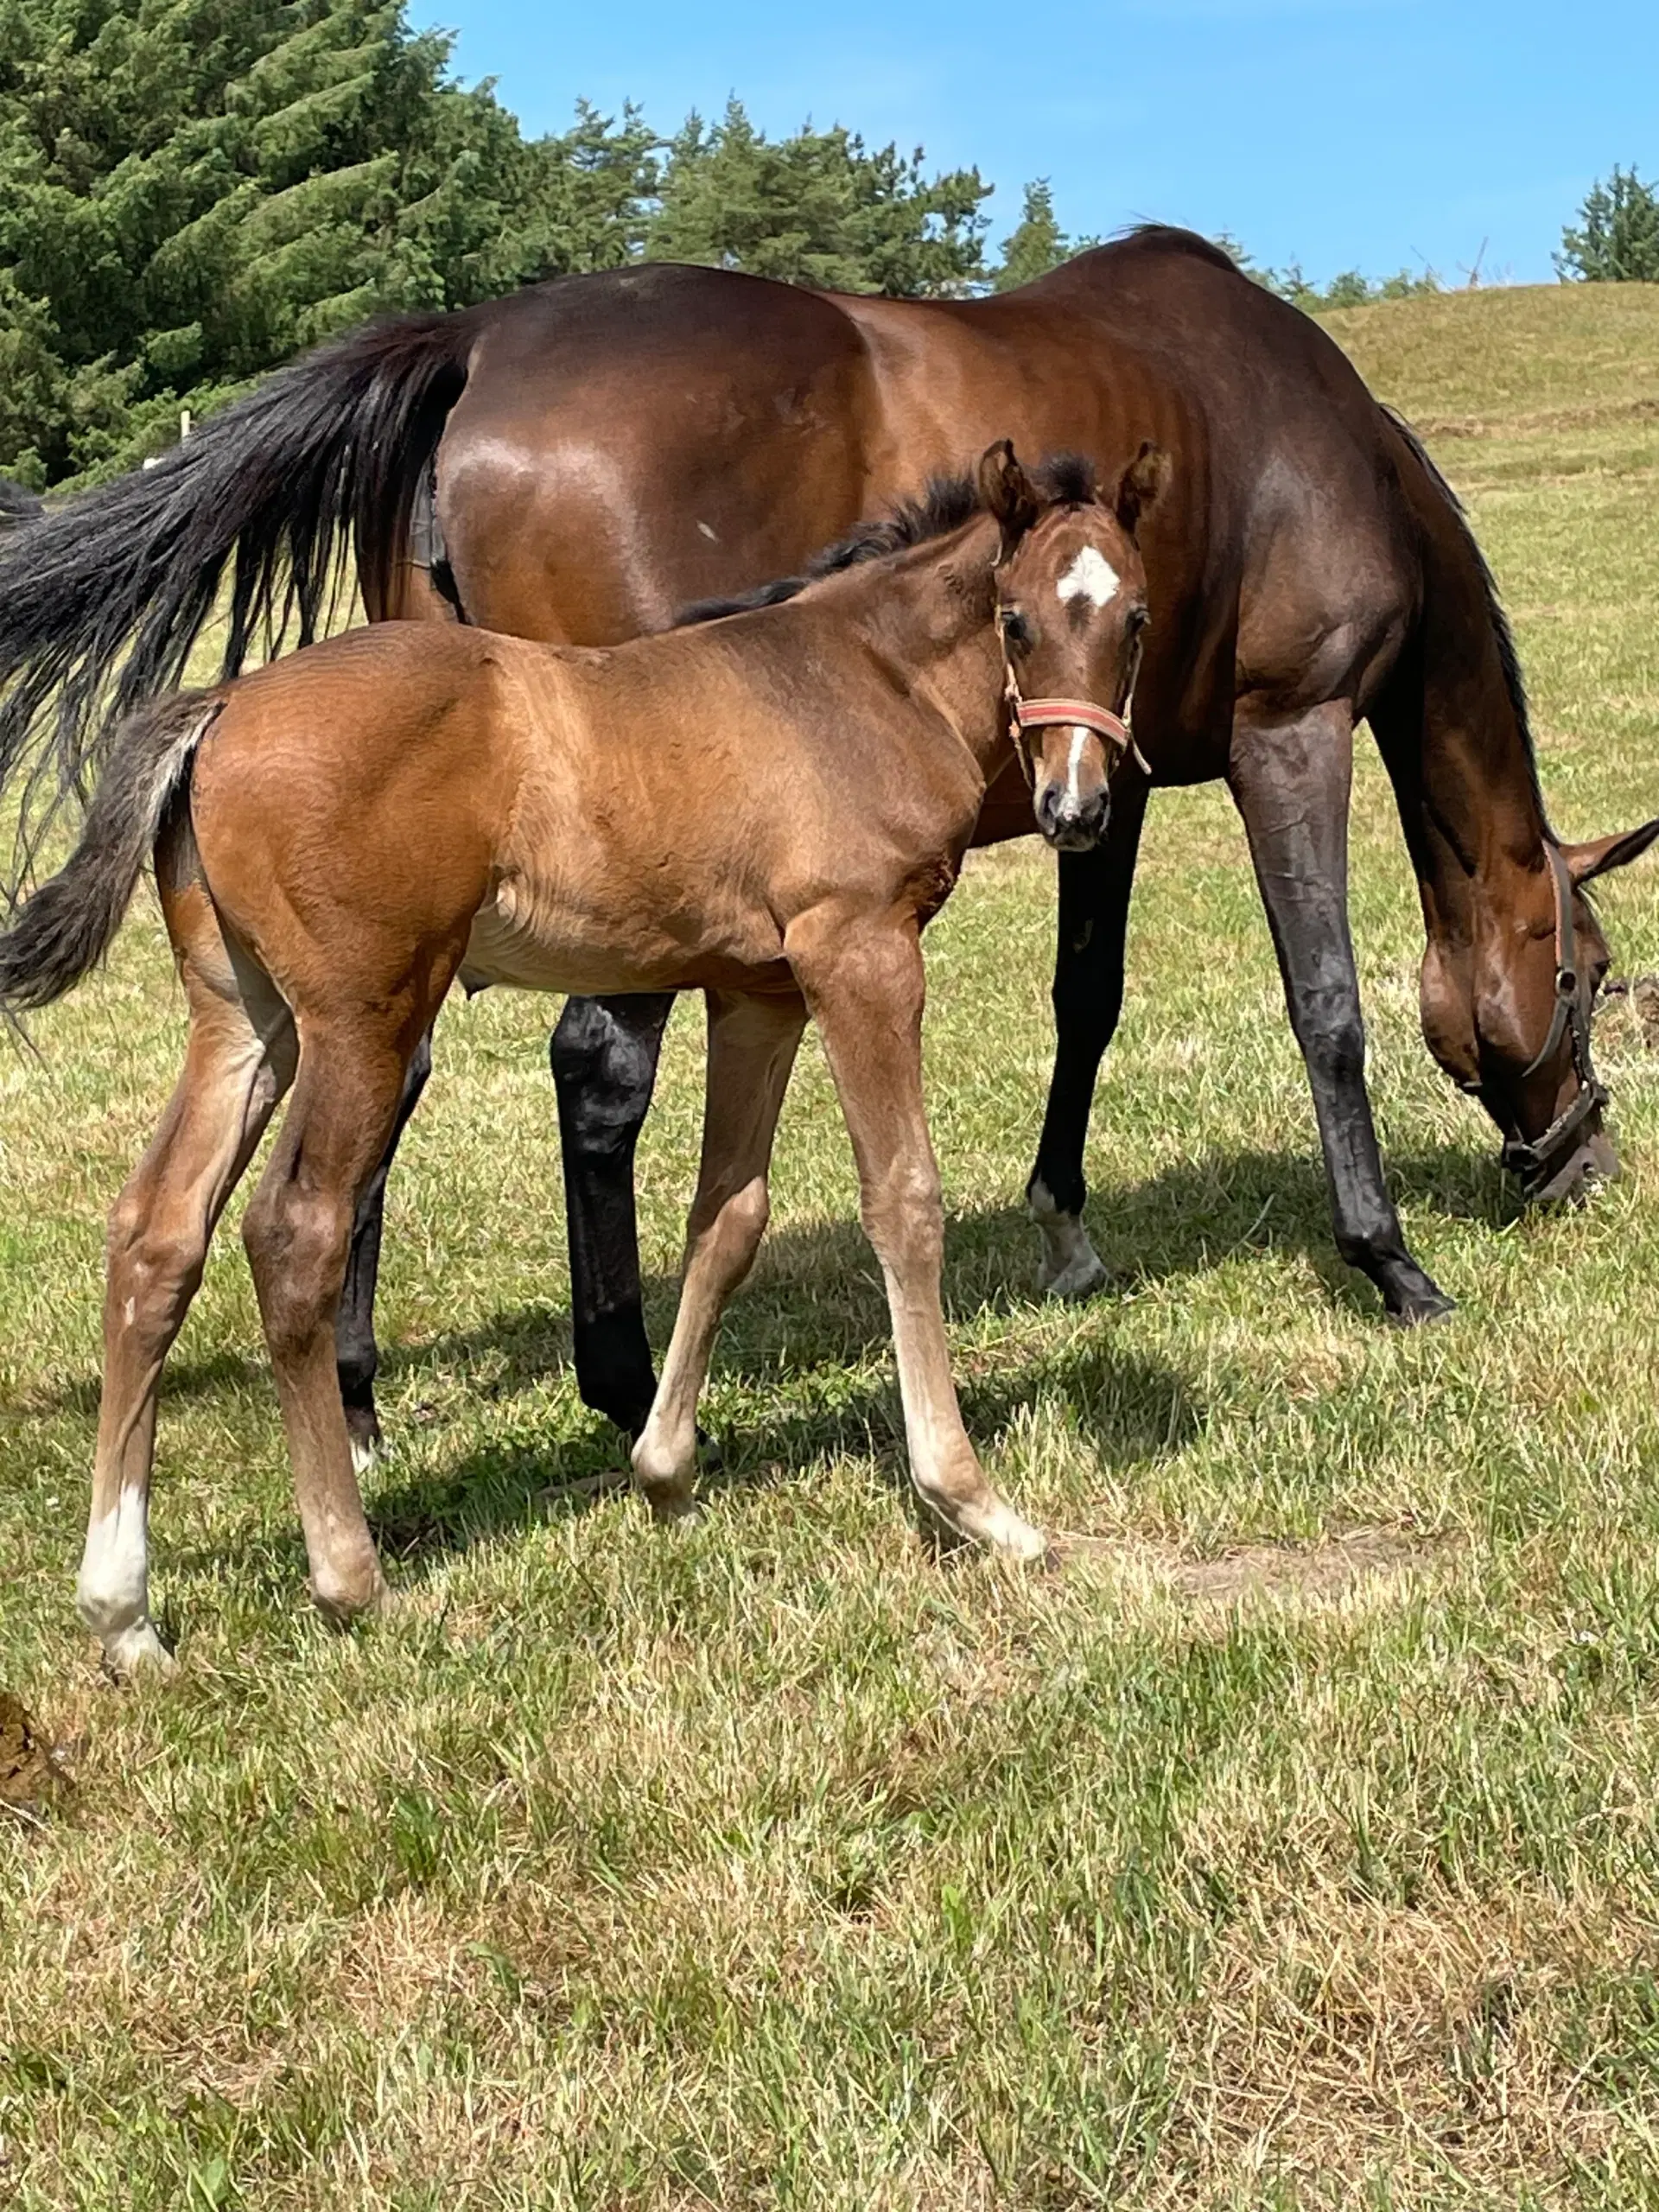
[16,1133,1507,1437]
[367,1328,1201,1576]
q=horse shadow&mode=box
[21,1131,1507,1575]
[362,1131,1504,1570]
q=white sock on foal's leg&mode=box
[78,1483,173,1672]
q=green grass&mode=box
[4,283,1659,2209]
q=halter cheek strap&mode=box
[1500,841,1610,1198]
[994,606,1152,788]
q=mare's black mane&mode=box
[675,452,1099,629]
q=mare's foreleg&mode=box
[1027,775,1148,1299]
[791,914,1047,1560]
[631,990,807,1517]
[1230,703,1452,1323]
[80,917,296,1672]
[335,1027,433,1468]
[550,993,676,1436]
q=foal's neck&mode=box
[851,531,1012,776]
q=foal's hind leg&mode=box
[241,1014,435,1625]
[335,1026,433,1468]
[790,913,1047,1560]
[79,901,296,1672]
[632,990,807,1516]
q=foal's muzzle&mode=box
[1035,779,1109,851]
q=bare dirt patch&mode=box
[1061,1525,1449,1609]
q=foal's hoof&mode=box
[983,1503,1052,1564]
[645,1489,702,1529]
[309,1571,391,1630]
[99,1620,176,1680]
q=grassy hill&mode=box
[3,285,1659,2210]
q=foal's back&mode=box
[183,595,970,1005]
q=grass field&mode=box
[5,281,1659,2209]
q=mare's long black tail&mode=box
[0,307,478,895]
[0,691,219,1013]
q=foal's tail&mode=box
[0,306,477,897]
[0,692,219,1014]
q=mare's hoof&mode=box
[99,1620,176,1680]
[1387,1287,1456,1328]
[343,1401,383,1476]
[1039,1248,1111,1302]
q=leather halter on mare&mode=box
[1500,841,1609,1201]
[994,605,1152,790]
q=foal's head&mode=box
[977,440,1169,852]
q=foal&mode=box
[0,441,1166,1671]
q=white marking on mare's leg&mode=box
[1056,547,1120,608]
[78,1484,172,1672]
[1028,1175,1109,1300]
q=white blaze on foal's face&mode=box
[1056,544,1120,610]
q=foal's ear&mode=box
[977,440,1042,548]
[1563,817,1659,886]
[1114,442,1172,536]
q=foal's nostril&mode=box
[1035,782,1109,852]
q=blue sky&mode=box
[410,0,1656,286]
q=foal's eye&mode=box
[1001,608,1033,650]
[1126,606,1150,638]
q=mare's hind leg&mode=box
[632,990,807,1516]
[1027,774,1149,1299]
[550,992,677,1437]
[790,913,1047,1560]
[242,1013,437,1625]
[335,1027,433,1468]
[1230,702,1452,1323]
[79,894,296,1673]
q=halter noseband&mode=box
[1499,841,1609,1200]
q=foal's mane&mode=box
[675,453,1099,628]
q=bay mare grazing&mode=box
[0,444,1159,1673]
[3,230,1656,1459]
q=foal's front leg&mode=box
[632,990,807,1516]
[791,914,1048,1560]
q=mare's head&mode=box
[976,439,1169,851]
[1421,825,1659,1204]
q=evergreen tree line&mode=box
[0,0,1651,490]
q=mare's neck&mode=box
[1382,667,1549,955]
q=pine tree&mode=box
[646,99,989,296]
[991,180,1071,292]
[1558,166,1659,283]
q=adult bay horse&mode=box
[0,444,1158,1670]
[1,227,1654,1453]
